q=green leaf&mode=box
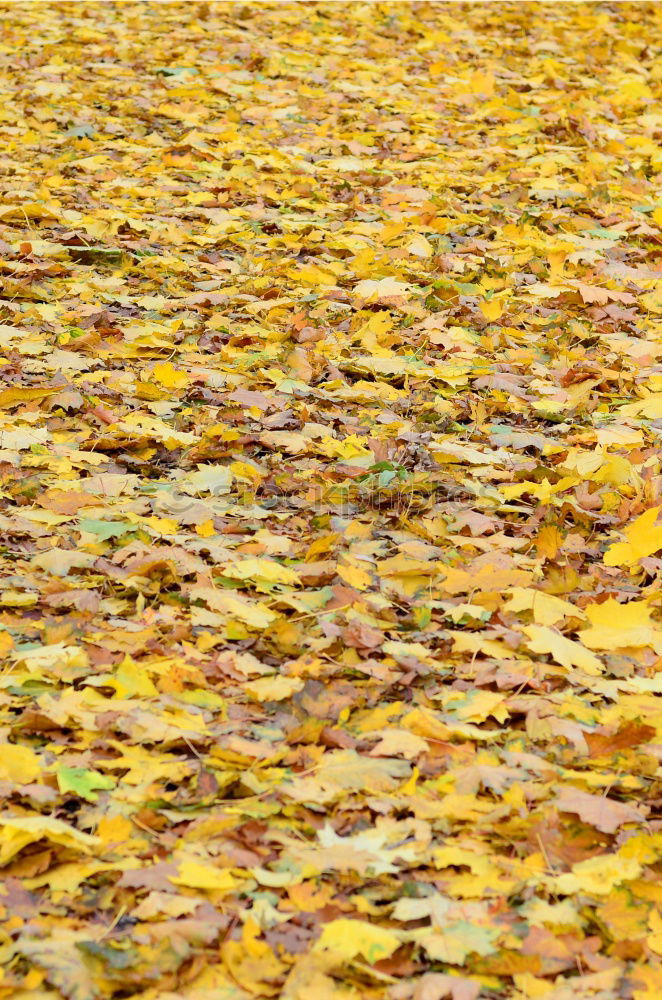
[56,767,115,803]
[77,518,135,540]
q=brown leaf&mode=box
[585,723,656,759]
[342,622,383,650]
[556,787,646,833]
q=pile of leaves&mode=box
[0,2,661,998]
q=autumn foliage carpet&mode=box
[0,2,662,998]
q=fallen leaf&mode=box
[604,507,662,567]
[522,626,603,675]
[555,786,646,833]
[313,918,401,963]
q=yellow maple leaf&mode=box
[353,277,412,301]
[581,598,659,650]
[169,858,238,893]
[0,816,97,867]
[223,557,300,586]
[504,587,584,626]
[243,676,305,702]
[523,625,603,675]
[111,655,158,698]
[135,514,180,536]
[195,519,216,538]
[336,563,372,591]
[553,853,641,896]
[479,297,504,321]
[513,972,558,998]
[313,918,400,963]
[151,361,190,389]
[604,506,662,567]
[190,586,277,628]
[0,745,41,785]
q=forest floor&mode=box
[0,3,661,999]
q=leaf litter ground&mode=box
[0,3,661,999]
